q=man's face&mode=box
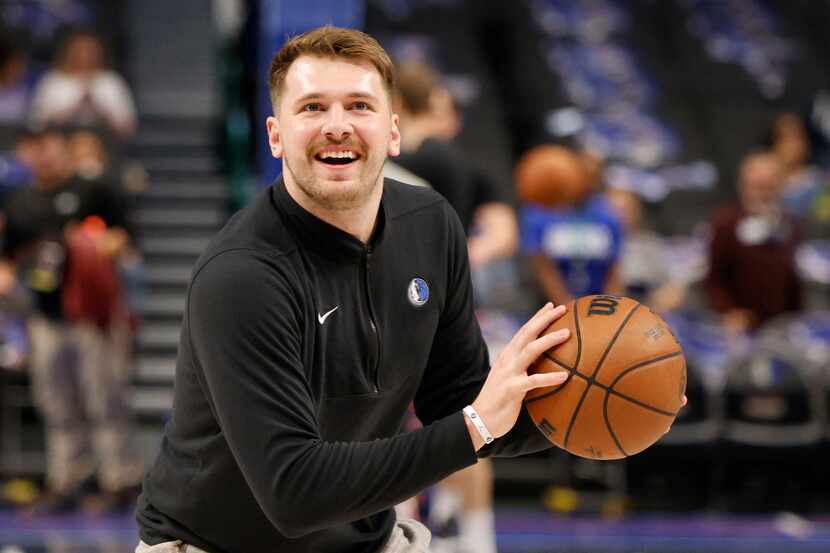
[64,35,103,74]
[33,132,73,190]
[266,55,400,211]
[739,155,783,213]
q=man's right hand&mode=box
[467,303,571,450]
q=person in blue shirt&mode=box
[521,149,624,305]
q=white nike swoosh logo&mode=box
[317,306,339,325]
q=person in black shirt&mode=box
[393,61,518,272]
[136,26,571,553]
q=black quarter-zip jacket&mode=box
[136,178,550,552]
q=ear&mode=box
[266,116,283,158]
[388,112,401,157]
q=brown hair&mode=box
[268,26,395,108]
[395,62,440,115]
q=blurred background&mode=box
[2,0,830,552]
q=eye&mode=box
[351,101,370,111]
[302,103,323,112]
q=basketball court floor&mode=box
[2,508,830,553]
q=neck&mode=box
[283,175,383,244]
[63,66,95,78]
[742,198,779,217]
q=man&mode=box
[135,26,570,553]
[393,61,518,271]
[704,151,802,334]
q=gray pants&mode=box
[135,518,432,553]
[28,316,141,493]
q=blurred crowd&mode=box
[0,15,145,516]
[0,0,829,532]
[357,0,830,527]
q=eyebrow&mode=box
[293,91,379,104]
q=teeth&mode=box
[319,151,357,159]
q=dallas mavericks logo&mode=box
[408,277,430,307]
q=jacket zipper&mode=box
[364,246,381,392]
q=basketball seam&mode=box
[609,388,679,418]
[608,350,685,397]
[563,301,640,450]
[609,351,684,417]
[524,352,573,404]
[573,298,582,372]
[543,352,574,372]
[603,350,685,458]
[604,394,629,457]
[544,358,683,416]
[523,300,582,406]
[590,302,640,380]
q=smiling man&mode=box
[135,26,571,553]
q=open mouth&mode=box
[315,150,361,166]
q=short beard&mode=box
[285,153,385,211]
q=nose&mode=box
[321,104,352,142]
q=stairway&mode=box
[121,0,230,432]
[129,116,230,425]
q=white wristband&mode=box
[463,405,494,445]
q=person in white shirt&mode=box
[29,30,136,140]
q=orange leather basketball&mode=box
[525,295,686,460]
[514,144,590,207]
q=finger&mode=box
[535,301,554,315]
[500,303,557,359]
[516,304,566,345]
[517,328,570,370]
[525,370,569,391]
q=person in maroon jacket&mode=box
[704,151,803,335]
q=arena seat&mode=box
[723,327,825,447]
[660,310,728,446]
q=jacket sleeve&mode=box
[187,250,478,538]
[414,204,552,458]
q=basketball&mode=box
[514,144,591,207]
[525,295,686,460]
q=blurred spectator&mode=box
[13,127,39,168]
[29,30,136,140]
[366,0,565,190]
[2,127,141,515]
[70,126,109,180]
[766,112,826,219]
[68,126,145,324]
[704,152,802,335]
[390,61,513,553]
[393,62,518,270]
[605,187,686,313]
[0,32,38,127]
[0,128,38,197]
[521,149,624,306]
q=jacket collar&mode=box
[271,176,387,261]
